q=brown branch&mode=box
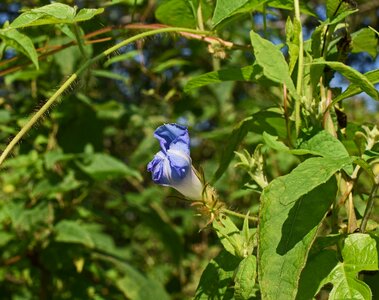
[0,23,250,77]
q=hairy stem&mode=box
[222,208,258,223]
[0,27,210,167]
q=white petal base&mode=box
[171,167,203,200]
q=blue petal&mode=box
[167,149,191,181]
[147,148,192,185]
[147,151,170,185]
[154,124,189,152]
[169,135,190,155]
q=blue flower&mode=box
[147,123,203,200]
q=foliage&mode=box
[0,0,379,299]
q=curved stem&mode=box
[0,27,210,167]
[222,208,258,223]
[360,184,379,233]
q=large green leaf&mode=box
[184,64,263,92]
[351,28,378,59]
[300,130,353,173]
[316,234,378,299]
[10,3,103,28]
[211,0,267,28]
[263,132,320,156]
[250,30,298,100]
[312,59,379,101]
[258,156,352,300]
[300,131,349,157]
[155,0,197,28]
[212,108,286,183]
[194,250,241,299]
[212,0,250,27]
[297,250,339,300]
[333,69,379,104]
[0,28,39,69]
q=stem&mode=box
[360,184,379,233]
[0,74,78,166]
[263,4,267,38]
[222,208,258,223]
[294,0,304,136]
[197,0,205,31]
[72,23,87,59]
[0,27,210,167]
[346,192,358,233]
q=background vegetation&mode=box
[0,0,378,299]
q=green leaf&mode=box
[77,153,142,181]
[250,30,298,100]
[297,250,339,300]
[44,149,77,169]
[81,224,126,258]
[326,0,354,19]
[234,255,257,300]
[10,3,103,28]
[194,250,241,299]
[152,58,190,73]
[351,28,378,59]
[326,9,358,26]
[267,0,316,16]
[285,17,301,75]
[212,108,286,183]
[258,156,352,299]
[263,132,319,156]
[55,220,95,248]
[0,28,39,69]
[320,234,379,299]
[312,59,379,101]
[299,130,354,174]
[116,263,170,300]
[5,202,51,232]
[74,8,104,22]
[155,0,197,28]
[212,0,266,28]
[333,69,379,104]
[138,207,184,265]
[184,64,263,92]
[117,278,170,300]
[212,0,270,28]
[92,69,131,82]
[0,231,14,247]
[300,130,350,159]
[31,171,82,198]
[213,215,242,256]
[212,0,249,27]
